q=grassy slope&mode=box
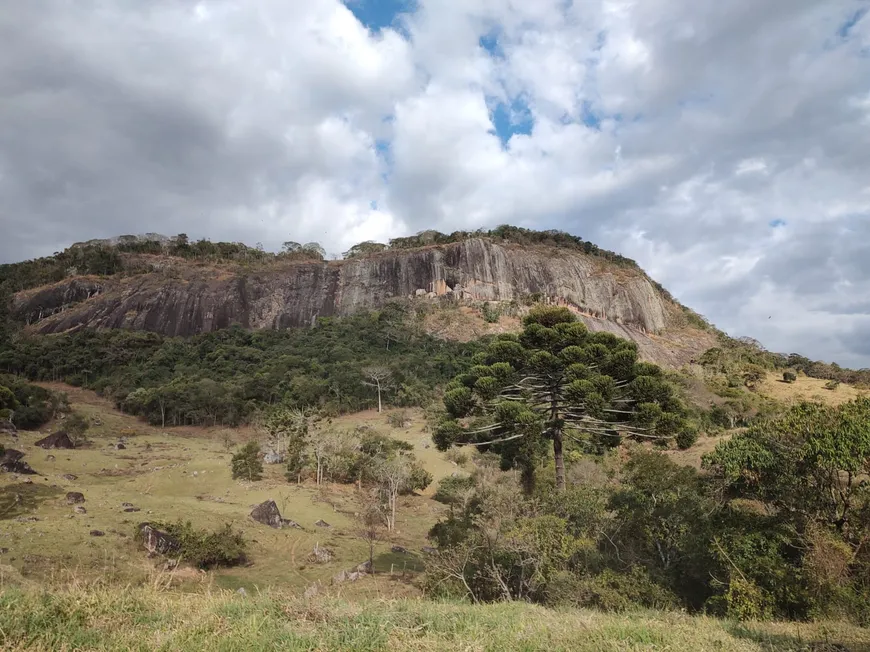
[0,585,868,651]
[758,371,867,406]
[0,384,465,594]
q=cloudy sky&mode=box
[2,1,869,365]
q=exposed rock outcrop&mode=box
[250,499,301,529]
[138,523,181,555]
[35,431,75,450]
[13,239,715,367]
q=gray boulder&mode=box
[138,523,181,555]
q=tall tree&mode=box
[362,366,393,413]
[434,306,686,493]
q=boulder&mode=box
[0,420,17,436]
[250,500,285,528]
[66,492,85,504]
[138,523,181,555]
[263,450,283,464]
[34,431,75,450]
[308,545,334,564]
[354,560,373,574]
[89,530,105,537]
[1,449,24,463]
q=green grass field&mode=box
[0,385,459,595]
[0,584,868,651]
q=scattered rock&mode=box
[34,431,75,450]
[308,545,334,564]
[15,516,39,523]
[314,519,331,528]
[391,545,409,554]
[89,530,105,537]
[332,569,364,584]
[0,548,8,554]
[283,519,303,529]
[62,474,78,481]
[250,500,289,529]
[73,505,87,514]
[123,507,141,513]
[236,587,247,597]
[115,443,126,450]
[415,288,426,297]
[45,455,56,462]
[192,471,198,477]
[0,420,17,437]
[0,449,36,475]
[121,502,134,508]
[263,450,283,464]
[138,523,181,555]
[354,560,373,574]
[421,546,437,554]
[66,492,85,505]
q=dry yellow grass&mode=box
[759,371,867,406]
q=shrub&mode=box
[824,380,840,391]
[141,521,247,569]
[782,371,797,383]
[675,427,699,450]
[64,412,90,445]
[231,442,263,481]
[445,448,469,465]
[481,303,501,323]
[432,475,475,506]
[551,567,679,612]
[386,410,411,428]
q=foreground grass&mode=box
[0,585,867,652]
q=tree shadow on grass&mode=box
[0,483,63,520]
[726,621,869,652]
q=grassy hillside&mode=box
[0,384,458,593]
[0,585,868,651]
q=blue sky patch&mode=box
[343,0,416,33]
[487,95,534,147]
[770,219,787,228]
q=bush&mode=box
[675,427,699,450]
[64,412,90,445]
[386,410,411,428]
[445,448,469,465]
[824,380,840,391]
[481,303,501,323]
[782,371,797,383]
[231,442,263,481]
[549,567,679,612]
[432,475,475,506]
[141,521,247,569]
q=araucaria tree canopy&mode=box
[434,306,688,492]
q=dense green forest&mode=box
[427,397,870,624]
[0,307,481,426]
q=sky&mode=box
[1,1,869,366]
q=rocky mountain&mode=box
[7,236,716,367]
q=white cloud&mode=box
[2,0,870,365]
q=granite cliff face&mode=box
[11,239,714,367]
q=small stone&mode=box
[45,455,56,462]
[66,492,85,505]
[74,505,87,514]
[115,443,126,450]
[62,474,78,481]
[236,587,247,597]
[421,546,437,554]
[123,507,141,513]
[314,519,331,528]
[121,502,134,508]
[192,471,198,477]
[89,530,105,537]
[391,545,409,554]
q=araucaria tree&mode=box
[434,306,687,493]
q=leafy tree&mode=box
[231,442,264,481]
[434,306,687,492]
[343,241,388,259]
[355,488,385,572]
[703,399,870,534]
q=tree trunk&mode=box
[376,381,382,413]
[553,428,565,493]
